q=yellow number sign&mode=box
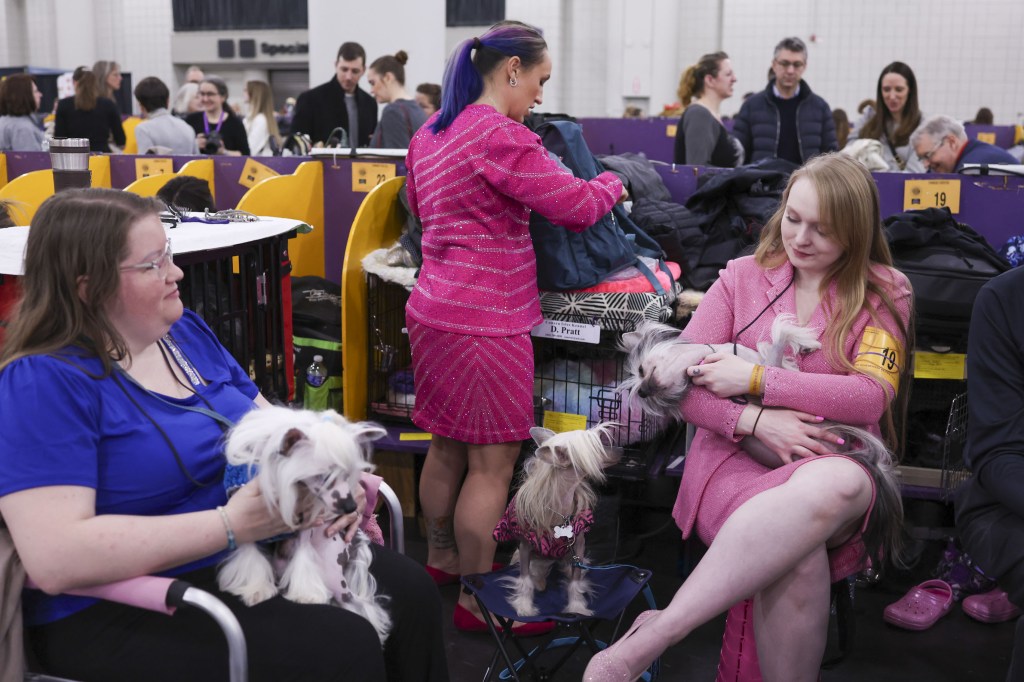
[903,179,961,213]
[352,162,397,193]
[238,158,280,189]
[665,124,678,138]
[913,351,967,380]
[134,157,173,180]
[976,132,996,145]
[543,411,588,433]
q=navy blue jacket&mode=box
[732,80,837,164]
[956,138,1019,171]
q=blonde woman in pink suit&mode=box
[403,20,627,632]
[585,153,913,681]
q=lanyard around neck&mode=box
[203,110,225,135]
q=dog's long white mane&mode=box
[514,423,618,534]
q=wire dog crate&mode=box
[940,392,970,501]
[176,234,290,401]
[366,273,415,423]
[532,315,662,480]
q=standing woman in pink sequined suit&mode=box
[403,20,627,631]
[585,153,913,681]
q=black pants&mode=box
[29,544,449,682]
[957,481,1024,682]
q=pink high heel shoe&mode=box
[583,610,659,682]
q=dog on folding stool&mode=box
[493,423,620,617]
[618,315,905,565]
[216,406,392,644]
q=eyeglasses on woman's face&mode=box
[119,238,173,275]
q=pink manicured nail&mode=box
[837,438,845,445]
[815,416,825,421]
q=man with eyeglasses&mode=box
[291,42,378,147]
[910,114,1017,174]
[732,36,837,166]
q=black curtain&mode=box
[446,0,504,27]
[172,0,308,30]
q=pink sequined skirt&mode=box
[693,452,875,582]
[406,317,534,444]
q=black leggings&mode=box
[29,544,449,682]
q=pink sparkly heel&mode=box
[583,610,658,682]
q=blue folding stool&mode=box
[460,563,660,681]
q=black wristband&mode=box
[752,407,765,437]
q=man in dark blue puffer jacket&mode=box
[732,36,837,165]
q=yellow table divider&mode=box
[236,161,324,278]
[123,158,217,199]
[0,169,54,225]
[0,153,8,190]
[340,176,405,420]
[120,116,143,155]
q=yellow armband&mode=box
[853,326,903,394]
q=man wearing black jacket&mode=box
[957,266,1024,682]
[732,36,837,165]
[291,42,378,147]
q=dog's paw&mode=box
[234,582,279,606]
[512,598,540,618]
[566,599,593,617]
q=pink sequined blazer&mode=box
[404,105,623,337]
[672,255,913,539]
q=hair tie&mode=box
[472,37,482,50]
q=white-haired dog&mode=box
[217,407,392,644]
[618,316,904,566]
[493,423,620,617]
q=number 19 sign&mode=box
[903,178,961,213]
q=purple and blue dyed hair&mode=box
[430,20,547,133]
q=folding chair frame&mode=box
[462,564,659,681]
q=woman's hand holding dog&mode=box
[737,405,843,464]
[223,479,293,544]
[687,353,754,398]
[324,482,367,543]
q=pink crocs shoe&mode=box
[962,589,1021,624]
[883,579,954,631]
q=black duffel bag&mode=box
[883,207,1010,350]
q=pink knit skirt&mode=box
[406,317,534,444]
[694,453,875,582]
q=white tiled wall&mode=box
[3,0,1022,123]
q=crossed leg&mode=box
[585,456,873,682]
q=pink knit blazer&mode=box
[672,256,913,543]
[404,105,622,336]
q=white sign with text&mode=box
[531,320,601,345]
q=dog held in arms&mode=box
[217,406,392,643]
[619,315,905,565]
[493,423,620,617]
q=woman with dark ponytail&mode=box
[366,50,428,148]
[404,20,628,632]
[673,51,742,167]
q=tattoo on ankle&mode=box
[427,515,457,550]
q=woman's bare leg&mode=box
[455,441,521,613]
[753,546,831,681]
[585,456,872,680]
[419,435,467,575]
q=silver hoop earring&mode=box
[509,76,518,87]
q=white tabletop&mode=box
[0,215,309,276]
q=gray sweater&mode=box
[0,115,44,152]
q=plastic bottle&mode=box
[303,354,329,410]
